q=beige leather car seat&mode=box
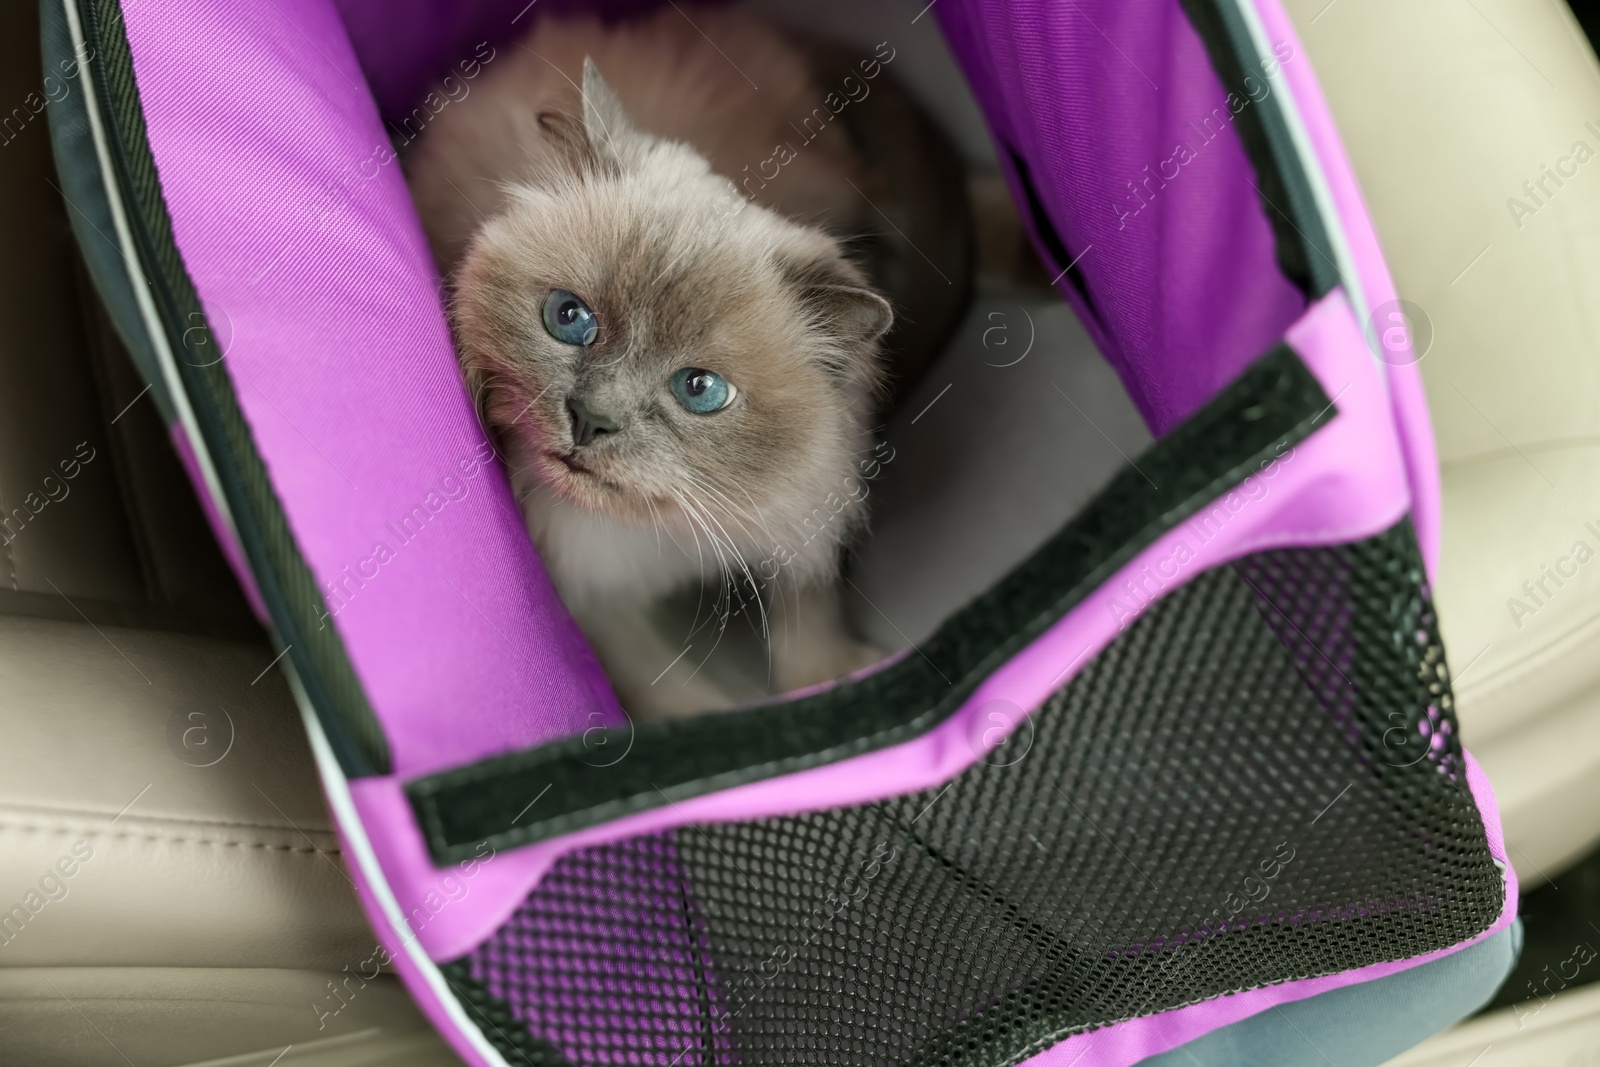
[1277,0,1600,1062]
[1281,0,1600,896]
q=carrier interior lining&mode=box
[302,0,1331,782]
[377,0,1343,832]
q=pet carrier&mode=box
[47,0,1516,1063]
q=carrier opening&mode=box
[371,0,1339,840]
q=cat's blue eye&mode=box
[542,289,599,346]
[669,367,736,413]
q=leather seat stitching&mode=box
[0,823,341,854]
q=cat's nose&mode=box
[566,395,620,447]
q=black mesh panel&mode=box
[442,521,1504,1067]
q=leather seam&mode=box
[0,500,12,591]
[0,823,340,854]
[1456,610,1600,706]
[0,805,336,837]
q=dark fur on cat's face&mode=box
[452,62,892,579]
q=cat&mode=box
[404,9,925,720]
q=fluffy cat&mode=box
[405,10,911,720]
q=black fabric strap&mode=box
[1179,0,1342,298]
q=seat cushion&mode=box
[1283,0,1600,878]
[0,968,459,1067]
[0,615,373,970]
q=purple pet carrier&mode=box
[51,0,1516,1063]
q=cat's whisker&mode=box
[682,497,740,618]
[691,472,777,544]
[670,490,746,671]
[736,483,772,528]
[464,372,502,438]
[652,497,697,561]
[669,489,711,612]
[644,498,666,559]
[683,474,781,600]
[679,482,766,640]
[684,477,767,556]
[678,495,745,646]
[671,488,736,636]
[765,577,795,690]
[679,628,723,688]
[683,475,775,641]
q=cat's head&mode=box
[452,60,892,575]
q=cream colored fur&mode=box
[405,10,892,719]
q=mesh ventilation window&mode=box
[442,521,1503,1067]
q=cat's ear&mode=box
[802,283,894,350]
[580,57,643,171]
[786,251,894,388]
[535,107,595,174]
[535,60,647,176]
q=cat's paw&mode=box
[618,674,740,723]
[773,635,885,693]
[833,639,886,680]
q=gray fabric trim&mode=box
[40,0,175,426]
[1139,922,1523,1066]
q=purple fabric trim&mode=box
[330,0,668,124]
[121,0,624,779]
[1240,3,1516,1025]
[337,823,504,1067]
[933,0,1308,435]
[1242,0,1501,898]
[348,292,1512,1062]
